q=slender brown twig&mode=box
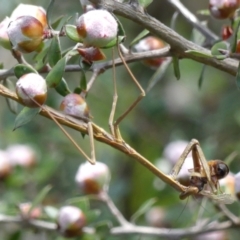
[0,83,191,195]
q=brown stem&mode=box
[0,83,189,194]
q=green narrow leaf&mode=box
[74,87,81,94]
[101,36,125,49]
[13,107,40,130]
[75,60,91,93]
[44,206,59,220]
[80,70,87,91]
[112,14,125,40]
[49,36,62,67]
[81,132,85,138]
[55,237,66,240]
[51,15,65,29]
[139,0,153,7]
[7,231,22,240]
[146,58,172,92]
[61,46,73,57]
[198,64,206,89]
[170,11,179,31]
[129,29,149,48]
[130,198,157,223]
[29,185,52,214]
[5,79,18,114]
[46,57,67,88]
[66,196,90,212]
[35,41,44,53]
[211,41,228,56]
[185,50,213,58]
[65,49,80,59]
[34,42,50,61]
[80,59,92,71]
[215,55,227,60]
[197,9,210,15]
[34,43,50,71]
[85,209,101,223]
[231,18,240,53]
[172,56,180,80]
[55,78,71,96]
[14,64,37,78]
[79,233,98,240]
[224,151,238,166]
[92,220,111,237]
[191,22,206,45]
[65,24,82,42]
[0,63,4,69]
[46,0,55,29]
[236,61,240,89]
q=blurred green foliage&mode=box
[0,0,240,239]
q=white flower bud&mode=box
[7,16,44,53]
[209,0,240,19]
[163,140,189,165]
[177,156,193,187]
[19,202,42,219]
[195,230,228,240]
[134,36,166,69]
[7,144,37,168]
[76,10,118,48]
[16,73,47,108]
[0,17,11,49]
[234,171,240,200]
[134,36,165,52]
[0,150,11,179]
[75,161,110,194]
[145,207,168,228]
[11,4,47,29]
[219,172,235,196]
[60,93,90,120]
[57,206,86,237]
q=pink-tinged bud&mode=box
[155,140,193,189]
[57,206,86,237]
[16,73,47,108]
[134,36,166,69]
[77,47,106,62]
[209,0,240,19]
[176,156,193,187]
[60,93,90,120]
[76,10,118,48]
[7,144,37,168]
[145,207,169,228]
[11,4,47,29]
[75,161,110,194]
[220,172,235,196]
[0,151,11,180]
[7,16,44,53]
[156,154,193,191]
[0,17,11,50]
[234,172,240,200]
[163,140,189,166]
[195,231,228,240]
[19,202,42,219]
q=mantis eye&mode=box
[215,162,229,179]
